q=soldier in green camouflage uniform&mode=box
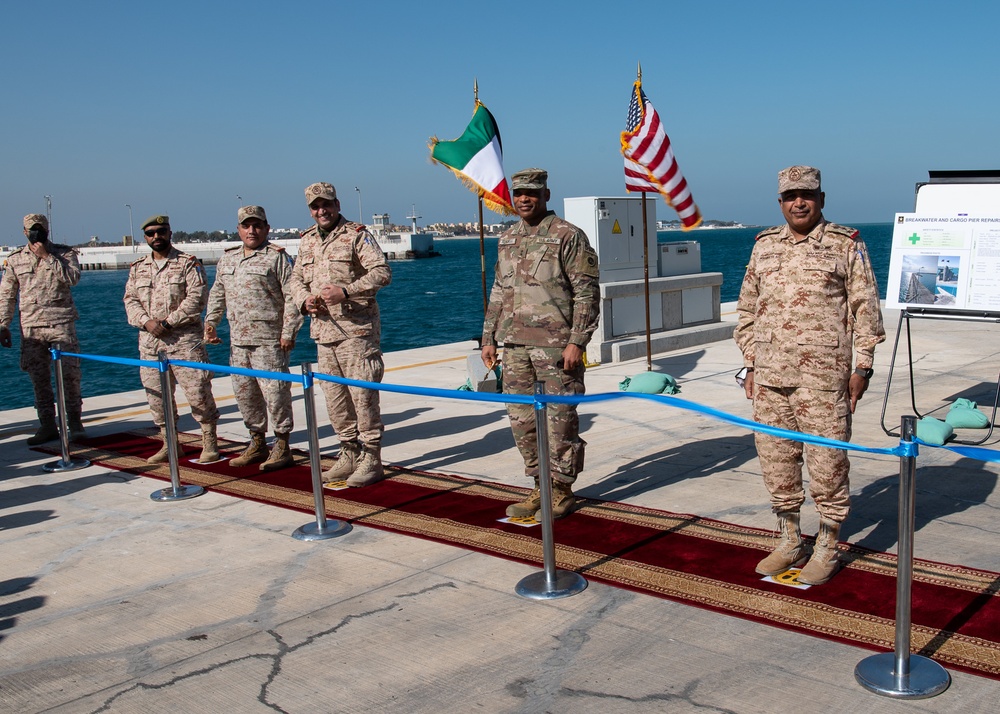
[124,215,221,464]
[205,206,302,472]
[482,169,600,520]
[734,166,885,585]
[290,182,392,487]
[0,214,86,444]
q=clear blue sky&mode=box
[3,0,998,245]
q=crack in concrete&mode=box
[86,601,401,714]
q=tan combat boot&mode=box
[68,413,87,442]
[506,479,541,518]
[148,427,181,464]
[26,415,59,446]
[322,440,361,483]
[538,480,578,521]
[199,423,221,463]
[259,432,292,472]
[798,518,842,585]
[347,444,386,487]
[230,431,268,468]
[755,511,807,576]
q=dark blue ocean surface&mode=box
[0,224,893,410]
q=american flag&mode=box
[621,80,702,230]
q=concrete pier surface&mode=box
[2,307,999,713]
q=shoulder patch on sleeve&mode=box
[755,226,782,241]
[826,223,860,241]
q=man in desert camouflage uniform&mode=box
[205,205,302,472]
[481,168,600,520]
[0,213,86,444]
[290,182,391,486]
[124,215,221,464]
[734,166,885,585]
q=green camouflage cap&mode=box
[141,214,170,230]
[778,166,821,193]
[238,205,268,224]
[305,182,337,205]
[23,213,48,231]
[511,168,548,190]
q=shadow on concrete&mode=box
[579,434,757,501]
[0,472,132,511]
[842,457,998,552]
[0,509,56,532]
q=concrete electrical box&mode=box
[657,241,701,276]
[564,197,657,282]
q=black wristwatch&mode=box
[854,367,874,379]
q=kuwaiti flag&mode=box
[430,101,515,215]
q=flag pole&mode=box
[472,78,489,318]
[479,195,488,316]
[637,63,652,372]
[641,192,652,372]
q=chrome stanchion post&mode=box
[515,381,587,600]
[150,352,204,501]
[855,415,950,698]
[292,362,352,541]
[42,344,90,472]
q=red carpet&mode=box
[41,430,1000,680]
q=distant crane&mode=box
[407,204,421,233]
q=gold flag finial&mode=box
[474,78,479,103]
[637,61,642,83]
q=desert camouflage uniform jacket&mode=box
[0,242,80,328]
[289,216,391,343]
[205,242,302,346]
[734,219,885,391]
[123,248,209,352]
[482,211,600,349]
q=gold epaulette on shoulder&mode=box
[755,226,782,241]
[826,223,860,240]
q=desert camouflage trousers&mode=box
[231,343,293,435]
[316,336,384,446]
[139,339,220,428]
[502,345,586,485]
[752,384,852,522]
[20,323,81,422]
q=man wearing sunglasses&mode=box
[124,215,220,464]
[0,213,86,444]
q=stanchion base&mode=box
[292,519,353,541]
[150,485,206,502]
[42,458,91,473]
[515,569,588,600]
[855,653,951,699]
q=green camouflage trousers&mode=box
[502,345,586,484]
[752,384,852,522]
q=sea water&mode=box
[0,224,893,410]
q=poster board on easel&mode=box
[880,171,1000,443]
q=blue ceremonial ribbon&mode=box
[52,348,1000,465]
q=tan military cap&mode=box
[305,182,337,204]
[778,166,821,193]
[141,214,170,230]
[23,213,48,231]
[238,205,268,224]
[511,168,548,190]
